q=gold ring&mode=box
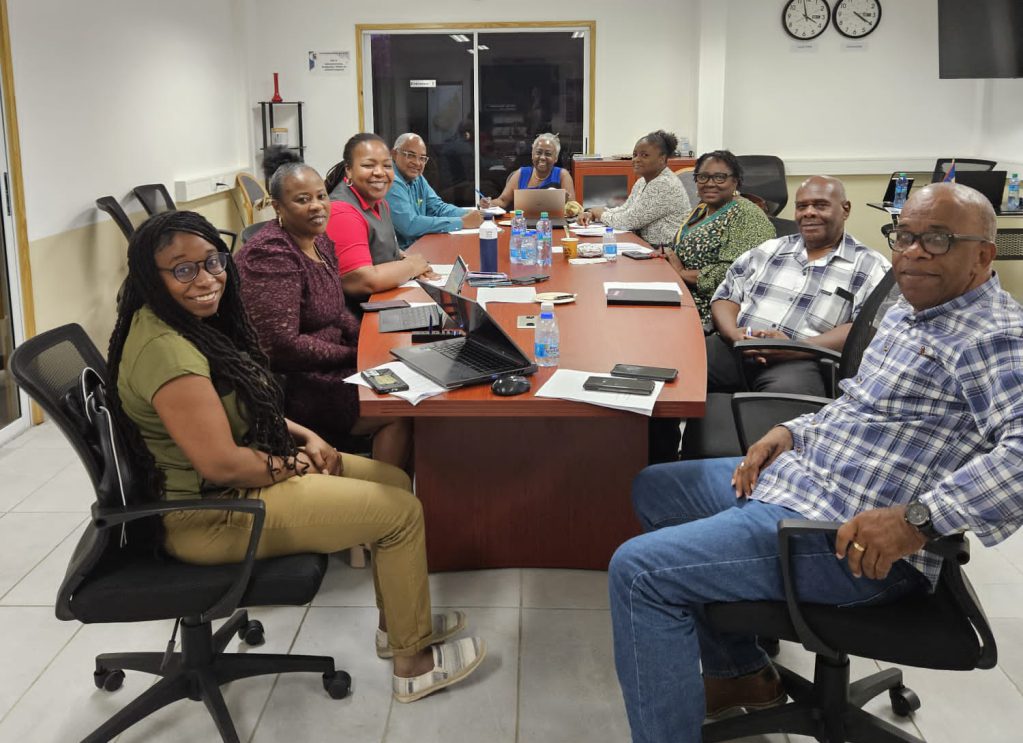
[852,541,866,552]
[738,461,745,468]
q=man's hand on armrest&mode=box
[835,505,928,581]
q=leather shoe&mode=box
[704,663,786,719]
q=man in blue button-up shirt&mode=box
[610,182,1023,743]
[386,133,483,250]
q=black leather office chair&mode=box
[736,155,788,216]
[768,216,799,237]
[95,197,135,242]
[240,220,272,247]
[132,183,238,250]
[930,158,997,183]
[699,391,998,743]
[9,324,350,743]
[995,228,1023,260]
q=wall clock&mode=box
[834,0,882,39]
[782,0,831,41]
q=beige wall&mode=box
[28,192,245,350]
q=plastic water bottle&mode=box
[536,212,553,269]
[479,215,499,273]
[1008,173,1020,212]
[602,226,618,263]
[521,229,538,266]
[534,301,560,367]
[893,172,908,210]
[509,210,526,264]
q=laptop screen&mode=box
[444,255,468,294]
[955,171,1007,213]
[417,281,533,364]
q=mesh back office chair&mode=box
[675,168,699,208]
[930,158,997,183]
[132,183,238,251]
[235,172,271,225]
[95,197,135,242]
[995,228,1023,260]
[699,392,998,743]
[9,324,350,743]
[736,155,788,216]
[769,216,799,237]
[240,220,272,246]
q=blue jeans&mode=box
[609,458,928,743]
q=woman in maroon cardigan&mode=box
[235,148,411,470]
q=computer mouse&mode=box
[491,374,531,396]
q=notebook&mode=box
[390,282,537,389]
[378,256,468,332]
[514,188,567,228]
[955,171,1007,214]
[882,173,915,206]
[606,288,682,307]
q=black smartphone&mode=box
[509,274,551,285]
[610,363,678,382]
[361,299,410,312]
[622,250,654,260]
[361,368,409,393]
[583,375,655,396]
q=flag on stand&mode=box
[943,159,957,183]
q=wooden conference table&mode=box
[356,229,706,571]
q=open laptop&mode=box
[378,256,468,333]
[955,171,1007,214]
[881,173,915,206]
[390,282,537,389]
[514,188,567,228]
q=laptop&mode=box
[881,173,915,206]
[390,282,537,389]
[955,171,1007,214]
[378,256,468,333]
[514,189,567,228]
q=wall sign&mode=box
[308,51,350,74]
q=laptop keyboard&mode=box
[433,340,511,372]
[400,305,442,326]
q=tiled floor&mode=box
[1,423,1022,742]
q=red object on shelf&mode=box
[271,72,283,103]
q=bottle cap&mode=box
[540,301,554,313]
[515,209,523,216]
[540,211,549,218]
[484,214,494,220]
[605,226,614,232]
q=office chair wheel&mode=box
[238,619,266,646]
[322,670,352,700]
[889,685,921,717]
[93,668,125,692]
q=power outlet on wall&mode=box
[173,170,242,203]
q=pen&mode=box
[551,294,575,301]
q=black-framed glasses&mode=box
[694,172,734,184]
[399,150,429,164]
[159,253,230,283]
[887,229,991,256]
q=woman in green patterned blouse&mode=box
[667,150,776,325]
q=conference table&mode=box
[356,229,707,571]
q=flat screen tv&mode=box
[938,0,1023,79]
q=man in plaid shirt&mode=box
[707,176,891,396]
[611,183,1022,743]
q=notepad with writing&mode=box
[605,288,682,306]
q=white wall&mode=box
[8,0,249,240]
[982,78,1023,174]
[240,0,700,180]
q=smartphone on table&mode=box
[361,368,409,393]
[622,250,654,260]
[360,299,410,312]
[610,363,678,382]
[583,375,656,396]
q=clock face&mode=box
[834,0,882,39]
[783,0,831,41]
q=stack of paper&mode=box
[534,369,664,416]
[475,287,537,308]
[570,225,626,237]
[344,362,446,406]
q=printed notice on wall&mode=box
[790,41,817,53]
[309,51,350,74]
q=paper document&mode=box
[603,281,682,295]
[345,362,445,406]
[475,287,538,308]
[571,225,626,237]
[482,206,507,216]
[569,257,608,265]
[400,264,454,289]
[450,228,480,235]
[534,369,664,416]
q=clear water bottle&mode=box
[602,226,618,262]
[479,214,499,273]
[1008,173,1020,212]
[521,229,538,266]
[893,172,909,210]
[534,301,560,367]
[510,210,525,264]
[536,212,553,269]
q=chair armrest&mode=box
[92,498,265,622]
[218,229,238,252]
[777,519,845,660]
[733,339,842,364]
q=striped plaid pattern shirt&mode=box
[753,275,1023,586]
[712,233,891,340]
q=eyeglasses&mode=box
[532,148,557,158]
[159,253,230,283]
[886,229,991,256]
[399,150,429,164]
[694,173,734,184]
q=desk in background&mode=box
[573,157,696,209]
[357,231,706,571]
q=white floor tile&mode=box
[0,607,78,719]
[427,569,521,609]
[4,421,75,451]
[964,540,1023,584]
[0,521,85,606]
[0,513,85,598]
[0,453,68,512]
[522,568,610,610]
[990,617,1023,692]
[310,556,379,607]
[11,458,93,513]
[976,583,1023,618]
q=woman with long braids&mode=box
[107,210,485,702]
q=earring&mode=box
[277,214,283,227]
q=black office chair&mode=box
[95,197,135,242]
[699,391,997,743]
[676,169,698,208]
[9,324,350,743]
[240,220,272,247]
[768,216,799,237]
[930,158,997,183]
[132,183,238,251]
[737,155,788,216]
[679,269,899,459]
[995,228,1023,260]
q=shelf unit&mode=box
[258,101,305,155]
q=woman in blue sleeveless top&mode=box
[484,133,576,210]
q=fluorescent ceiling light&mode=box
[449,34,470,43]
[571,31,585,39]
[477,44,489,50]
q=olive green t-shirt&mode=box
[118,306,250,500]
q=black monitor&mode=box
[939,0,1023,79]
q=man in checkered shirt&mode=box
[707,175,891,396]
[611,183,1023,743]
